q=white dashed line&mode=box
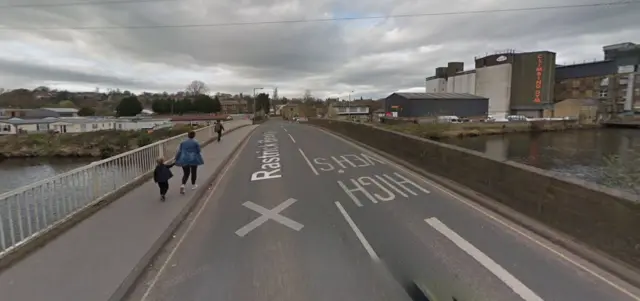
[335,201,380,262]
[426,217,544,301]
[298,148,319,175]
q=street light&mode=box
[253,87,264,115]
[348,90,354,120]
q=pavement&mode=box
[126,119,640,301]
[0,122,255,301]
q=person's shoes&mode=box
[180,185,185,194]
[192,184,198,190]
[161,195,166,202]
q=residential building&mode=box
[384,92,489,118]
[0,108,31,118]
[220,99,248,114]
[0,116,172,135]
[168,114,230,126]
[27,108,80,118]
[328,102,371,120]
[0,118,54,135]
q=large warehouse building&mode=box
[425,50,556,118]
[384,92,489,118]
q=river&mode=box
[0,158,95,194]
[445,128,640,192]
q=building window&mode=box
[338,107,346,113]
[585,90,593,97]
[1,125,11,132]
[92,124,98,129]
[635,88,640,96]
[599,89,608,98]
[36,124,49,131]
[572,79,580,88]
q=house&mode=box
[0,108,31,118]
[27,108,79,118]
[0,118,55,135]
[139,109,155,116]
[328,102,371,120]
[49,118,115,133]
[168,114,230,126]
[114,117,173,131]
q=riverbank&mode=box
[0,125,199,159]
[382,120,599,140]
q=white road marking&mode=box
[334,201,380,262]
[288,133,296,143]
[235,199,304,237]
[298,148,319,175]
[426,217,544,301]
[282,126,288,132]
[140,128,254,301]
[313,126,640,300]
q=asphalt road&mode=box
[128,119,640,301]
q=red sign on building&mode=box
[534,54,544,103]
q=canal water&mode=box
[444,128,640,192]
[0,158,96,194]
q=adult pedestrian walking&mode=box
[174,130,204,194]
[214,120,225,142]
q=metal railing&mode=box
[0,123,224,257]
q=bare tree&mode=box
[303,89,312,102]
[186,80,208,95]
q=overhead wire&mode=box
[0,0,174,9]
[0,0,638,31]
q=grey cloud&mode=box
[0,0,639,97]
[0,58,157,89]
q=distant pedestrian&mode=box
[175,130,204,194]
[214,120,225,142]
[153,157,175,202]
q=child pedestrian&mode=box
[153,157,175,201]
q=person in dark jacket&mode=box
[214,120,225,142]
[153,157,175,201]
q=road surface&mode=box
[127,120,640,301]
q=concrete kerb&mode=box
[307,124,640,291]
[109,124,256,301]
[0,123,250,274]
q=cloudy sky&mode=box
[0,0,639,99]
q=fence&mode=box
[0,124,219,257]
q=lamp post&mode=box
[253,87,264,116]
[348,90,354,120]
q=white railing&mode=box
[0,123,231,257]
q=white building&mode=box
[0,116,172,135]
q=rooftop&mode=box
[41,107,80,113]
[391,92,487,100]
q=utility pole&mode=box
[253,87,263,116]
[348,90,354,120]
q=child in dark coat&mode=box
[153,157,175,201]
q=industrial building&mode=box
[384,92,488,118]
[555,42,640,114]
[425,50,556,118]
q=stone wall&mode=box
[309,119,640,270]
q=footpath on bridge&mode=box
[0,124,257,301]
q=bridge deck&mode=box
[0,124,256,301]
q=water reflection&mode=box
[0,158,95,194]
[445,129,640,185]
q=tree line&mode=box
[115,94,222,116]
